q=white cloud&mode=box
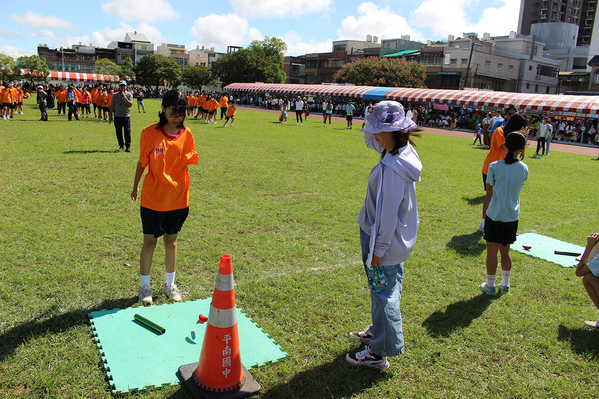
[0,44,35,58]
[281,32,332,56]
[191,14,262,51]
[411,0,519,40]
[101,0,179,23]
[338,2,421,42]
[10,11,79,31]
[231,0,332,18]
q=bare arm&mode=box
[131,161,145,201]
[576,233,599,277]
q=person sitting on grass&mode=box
[131,89,199,305]
[575,232,599,330]
[480,115,529,296]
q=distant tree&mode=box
[133,54,181,90]
[334,57,427,88]
[119,57,135,82]
[95,58,120,76]
[0,53,16,82]
[15,55,49,82]
[212,36,287,86]
[181,66,215,91]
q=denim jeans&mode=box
[360,228,405,357]
[114,116,131,149]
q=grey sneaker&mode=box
[349,324,373,344]
[163,283,182,302]
[500,285,510,294]
[480,282,497,296]
[584,320,599,330]
[139,285,152,305]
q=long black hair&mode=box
[503,112,528,164]
[380,130,422,159]
[158,89,188,129]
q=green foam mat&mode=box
[512,233,584,268]
[88,299,287,394]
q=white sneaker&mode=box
[139,285,153,305]
[163,283,182,302]
[300,123,303,125]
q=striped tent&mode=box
[48,71,120,83]
[223,82,599,115]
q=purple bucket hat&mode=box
[361,101,417,134]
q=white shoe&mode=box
[163,283,182,302]
[138,285,152,305]
[300,123,303,125]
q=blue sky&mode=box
[1,0,521,59]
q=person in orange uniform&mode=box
[1,82,14,120]
[15,84,24,115]
[223,100,236,127]
[91,85,99,118]
[206,94,219,124]
[131,89,198,305]
[56,85,67,116]
[187,92,196,117]
[219,93,228,120]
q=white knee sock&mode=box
[140,274,150,288]
[501,270,511,287]
[166,272,175,287]
[487,274,496,288]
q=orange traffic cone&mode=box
[179,255,260,398]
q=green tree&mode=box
[334,57,427,88]
[212,37,287,86]
[0,53,16,82]
[15,55,50,82]
[181,66,215,91]
[95,58,120,75]
[119,57,135,82]
[133,54,181,90]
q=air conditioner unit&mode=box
[535,74,542,80]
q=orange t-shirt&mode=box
[139,123,199,212]
[219,96,228,108]
[198,95,206,109]
[207,99,218,111]
[10,88,19,102]
[57,90,68,103]
[91,88,98,103]
[107,92,114,107]
[16,90,23,102]
[74,90,81,103]
[1,89,13,103]
[226,104,236,117]
[482,126,507,175]
[187,95,196,107]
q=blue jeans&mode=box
[360,228,405,357]
[114,116,131,149]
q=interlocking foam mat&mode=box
[88,299,287,394]
[512,233,585,268]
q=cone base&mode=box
[179,362,260,399]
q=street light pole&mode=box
[61,47,64,72]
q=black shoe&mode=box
[125,148,131,153]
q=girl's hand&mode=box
[131,189,138,201]
[587,233,599,248]
[371,256,382,268]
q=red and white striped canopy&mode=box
[48,71,120,84]
[224,82,599,114]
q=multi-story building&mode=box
[108,32,154,65]
[156,43,188,68]
[282,56,306,84]
[188,46,225,68]
[38,44,117,73]
[518,0,583,36]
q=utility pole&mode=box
[463,39,476,90]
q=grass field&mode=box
[1,97,598,398]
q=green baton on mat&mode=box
[134,314,166,334]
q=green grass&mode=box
[1,98,598,398]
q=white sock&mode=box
[501,270,511,287]
[481,218,485,227]
[140,274,150,288]
[487,274,496,288]
[166,272,175,287]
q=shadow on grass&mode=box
[446,231,486,257]
[63,150,119,154]
[462,195,486,206]
[422,294,496,337]
[557,324,599,358]
[0,296,138,363]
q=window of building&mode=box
[498,63,503,69]
[573,57,588,69]
[526,82,530,89]
[461,58,468,65]
[508,65,514,71]
[529,65,533,71]
[333,44,346,52]
[484,60,491,67]
[546,86,551,94]
[535,84,539,92]
[450,58,457,65]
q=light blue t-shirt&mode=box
[486,159,529,222]
[588,255,599,276]
[346,104,355,116]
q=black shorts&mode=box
[346,115,353,121]
[209,110,216,115]
[484,216,518,246]
[141,206,189,238]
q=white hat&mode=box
[119,80,127,86]
[361,101,417,134]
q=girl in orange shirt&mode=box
[131,89,198,305]
[206,95,219,124]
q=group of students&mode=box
[185,92,236,126]
[0,81,29,120]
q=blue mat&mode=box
[512,233,584,268]
[89,299,287,394]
